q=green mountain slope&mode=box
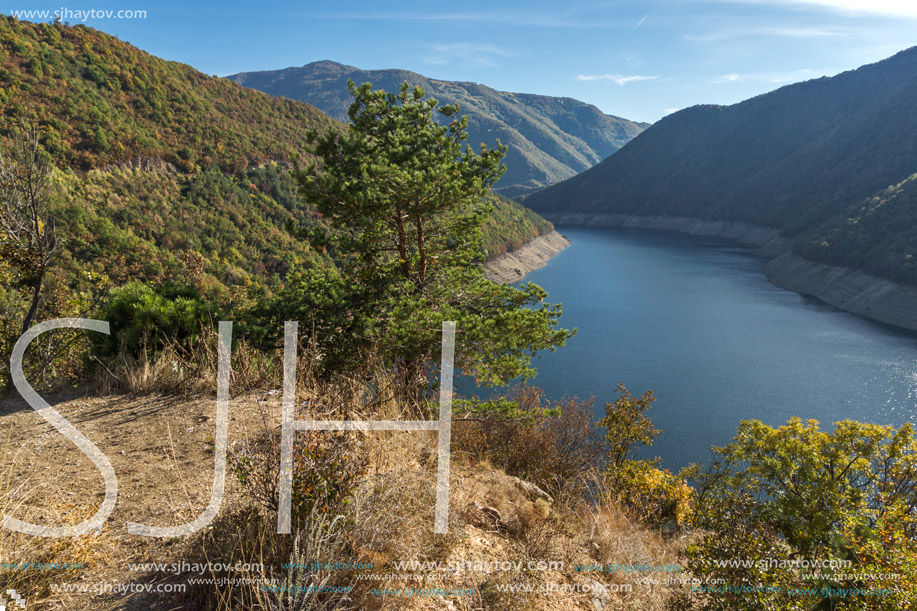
[524,47,917,285]
[0,17,338,302]
[797,173,917,285]
[0,17,551,302]
[0,18,337,172]
[228,61,649,198]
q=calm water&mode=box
[516,226,917,471]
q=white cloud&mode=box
[632,14,649,30]
[761,26,844,37]
[663,107,681,114]
[711,68,815,84]
[706,0,917,19]
[685,26,847,42]
[426,43,514,67]
[577,74,660,85]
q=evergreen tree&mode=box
[292,81,573,395]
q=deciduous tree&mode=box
[0,126,57,336]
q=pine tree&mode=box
[292,81,573,396]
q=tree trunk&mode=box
[414,214,426,285]
[5,274,43,394]
[21,272,43,336]
[395,355,427,415]
[394,212,410,279]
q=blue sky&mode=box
[7,1,916,122]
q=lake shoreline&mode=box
[541,212,917,332]
[484,230,572,283]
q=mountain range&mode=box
[524,47,917,286]
[228,61,649,198]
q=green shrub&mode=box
[96,281,216,358]
[680,418,917,609]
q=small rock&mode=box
[467,502,505,530]
[587,579,611,610]
[509,475,554,504]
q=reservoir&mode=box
[519,226,917,472]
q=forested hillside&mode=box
[0,17,549,289]
[229,61,649,198]
[0,17,337,171]
[525,47,917,285]
[0,17,554,389]
[797,172,917,285]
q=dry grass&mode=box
[3,341,691,610]
[452,387,605,503]
[0,425,117,610]
[92,332,283,396]
[171,367,444,610]
[175,371,689,610]
[571,471,690,610]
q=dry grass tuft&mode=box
[452,387,604,504]
[93,331,283,396]
[172,366,447,610]
[0,428,115,610]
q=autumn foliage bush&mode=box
[600,384,694,529]
[677,418,917,610]
[452,385,604,501]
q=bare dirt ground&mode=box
[1,387,683,611]
[0,388,283,610]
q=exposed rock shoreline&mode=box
[763,252,917,331]
[483,230,571,284]
[542,212,917,332]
